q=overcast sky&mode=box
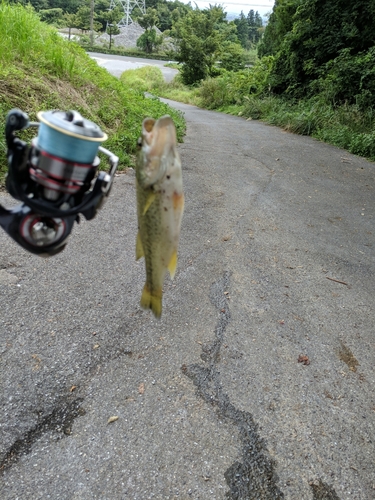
[179,1,275,16]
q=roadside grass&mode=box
[0,2,185,185]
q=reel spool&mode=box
[0,109,119,256]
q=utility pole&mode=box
[90,0,94,46]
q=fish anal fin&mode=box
[168,250,178,280]
[140,284,162,318]
[142,192,156,215]
[136,232,144,260]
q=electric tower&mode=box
[109,0,146,27]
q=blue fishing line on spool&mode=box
[38,123,100,164]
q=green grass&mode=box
[0,2,185,185]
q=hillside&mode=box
[0,3,185,185]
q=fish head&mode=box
[136,115,178,188]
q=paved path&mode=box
[1,98,374,499]
[88,52,178,81]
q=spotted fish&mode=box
[135,115,184,318]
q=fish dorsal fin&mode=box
[168,250,178,279]
[142,191,156,215]
[136,231,144,260]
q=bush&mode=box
[313,47,375,109]
[120,65,165,92]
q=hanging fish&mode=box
[135,115,184,318]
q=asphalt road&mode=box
[1,93,375,497]
[88,52,179,81]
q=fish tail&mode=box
[140,284,162,318]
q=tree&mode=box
[101,6,122,47]
[137,28,162,53]
[39,7,64,25]
[257,0,300,58]
[234,11,249,49]
[63,11,79,39]
[106,21,120,48]
[137,8,162,53]
[246,9,263,45]
[75,5,101,33]
[219,41,245,72]
[263,0,375,104]
[172,5,237,84]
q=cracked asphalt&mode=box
[1,92,375,499]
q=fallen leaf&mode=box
[70,385,77,392]
[107,416,118,424]
[93,344,100,349]
[298,354,310,365]
[138,383,145,394]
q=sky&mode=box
[180,0,275,17]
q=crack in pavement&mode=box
[0,397,85,474]
[182,271,285,499]
[310,480,341,500]
[182,271,341,500]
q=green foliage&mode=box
[264,0,375,102]
[258,0,300,58]
[136,8,163,53]
[39,7,63,25]
[120,65,165,92]
[233,12,248,48]
[137,27,162,54]
[219,42,245,72]
[172,5,240,85]
[0,2,185,184]
[234,9,263,49]
[311,48,375,109]
[196,56,274,108]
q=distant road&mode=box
[88,52,178,82]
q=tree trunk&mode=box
[90,0,94,46]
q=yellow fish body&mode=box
[135,115,184,318]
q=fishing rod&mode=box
[0,108,119,256]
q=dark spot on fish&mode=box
[164,207,168,211]
[166,175,171,179]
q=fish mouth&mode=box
[139,115,177,186]
[142,115,177,147]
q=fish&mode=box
[135,115,184,318]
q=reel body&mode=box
[0,109,118,256]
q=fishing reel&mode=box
[0,108,119,256]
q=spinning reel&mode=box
[0,109,119,256]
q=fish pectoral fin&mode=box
[140,284,162,318]
[168,250,178,280]
[136,232,144,260]
[142,192,156,215]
